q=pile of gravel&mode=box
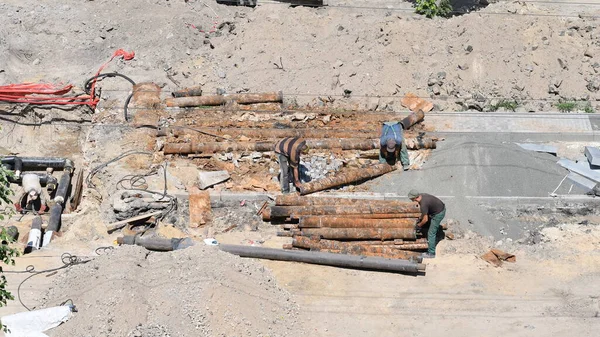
[43,245,303,337]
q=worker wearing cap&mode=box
[274,137,309,193]
[408,189,446,258]
[379,121,410,170]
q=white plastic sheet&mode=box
[1,305,73,337]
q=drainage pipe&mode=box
[24,216,43,254]
[42,204,62,247]
[218,244,425,273]
[1,156,74,171]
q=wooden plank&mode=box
[106,211,162,232]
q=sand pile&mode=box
[42,245,303,337]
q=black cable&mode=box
[12,253,90,311]
[86,150,152,188]
[83,72,136,122]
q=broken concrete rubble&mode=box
[198,170,230,189]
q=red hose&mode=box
[0,49,135,107]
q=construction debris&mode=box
[106,211,163,232]
[188,187,211,227]
[401,93,433,113]
[481,248,516,267]
[171,85,203,98]
[516,143,558,155]
[584,146,600,167]
[198,170,230,189]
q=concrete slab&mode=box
[585,146,600,166]
[566,172,597,192]
[557,158,600,183]
[516,143,558,155]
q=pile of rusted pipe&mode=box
[263,195,430,263]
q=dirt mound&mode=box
[42,245,303,337]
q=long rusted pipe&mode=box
[268,203,421,219]
[292,236,422,261]
[400,110,425,130]
[300,227,417,240]
[275,195,418,207]
[299,164,396,195]
[165,92,283,107]
[162,137,436,155]
[367,243,429,250]
[219,244,425,273]
[262,208,421,222]
[157,127,378,139]
[299,217,416,228]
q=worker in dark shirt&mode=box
[274,137,309,193]
[379,121,410,170]
[408,189,446,258]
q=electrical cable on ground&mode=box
[83,72,136,122]
[86,150,153,188]
[4,247,115,311]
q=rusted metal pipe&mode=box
[291,236,422,261]
[299,164,396,195]
[400,110,425,130]
[268,203,420,219]
[163,137,435,155]
[300,227,417,240]
[299,217,416,228]
[368,243,429,250]
[218,244,425,273]
[166,92,283,107]
[275,195,418,207]
[156,127,377,139]
[171,86,203,98]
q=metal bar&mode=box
[218,244,425,273]
[166,91,283,107]
[299,164,396,195]
[300,227,417,240]
[299,216,416,228]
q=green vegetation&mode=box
[415,0,453,18]
[556,101,578,112]
[555,101,595,113]
[490,100,519,112]
[0,130,19,331]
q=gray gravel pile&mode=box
[42,245,303,337]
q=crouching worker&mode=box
[274,137,309,193]
[408,189,446,259]
[379,121,410,170]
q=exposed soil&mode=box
[2,1,600,337]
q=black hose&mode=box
[83,72,136,122]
